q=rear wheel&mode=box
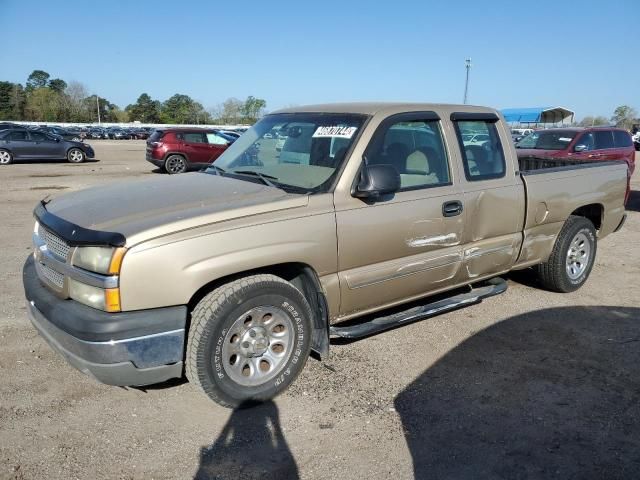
[164,154,187,174]
[67,148,85,163]
[0,149,13,165]
[536,215,597,292]
[186,274,312,408]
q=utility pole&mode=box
[96,95,101,124]
[463,58,472,104]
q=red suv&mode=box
[146,128,233,174]
[515,127,635,174]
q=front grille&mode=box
[37,261,64,288]
[38,225,71,260]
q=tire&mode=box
[535,215,597,293]
[186,274,313,408]
[67,148,86,163]
[164,154,187,174]
[0,149,13,165]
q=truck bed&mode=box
[514,157,628,268]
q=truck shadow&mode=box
[394,306,640,479]
[194,400,298,480]
[626,190,640,212]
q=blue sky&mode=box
[1,0,638,119]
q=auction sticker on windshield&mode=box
[312,126,357,139]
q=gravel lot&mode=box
[1,142,639,479]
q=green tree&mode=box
[84,95,121,123]
[0,81,25,120]
[60,81,91,122]
[610,105,637,130]
[26,70,50,91]
[578,115,608,127]
[161,93,208,124]
[48,78,68,94]
[112,107,129,123]
[24,87,61,121]
[217,97,244,124]
[125,93,162,123]
[241,95,267,123]
[8,83,26,120]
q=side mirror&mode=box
[353,164,400,200]
[574,144,588,152]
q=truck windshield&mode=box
[207,113,367,193]
[516,130,578,150]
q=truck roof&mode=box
[272,102,498,116]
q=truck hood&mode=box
[43,172,308,245]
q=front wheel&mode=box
[536,215,597,292]
[186,274,312,408]
[67,148,85,163]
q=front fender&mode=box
[118,211,338,312]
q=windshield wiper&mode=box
[208,165,226,176]
[232,170,279,188]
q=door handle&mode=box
[588,153,601,158]
[442,200,463,217]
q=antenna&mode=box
[463,58,472,104]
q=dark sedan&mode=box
[0,128,95,165]
[37,126,84,141]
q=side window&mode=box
[206,133,228,145]
[180,132,206,144]
[613,130,633,148]
[575,132,594,151]
[30,132,48,142]
[368,119,451,190]
[593,131,614,150]
[455,121,506,180]
[7,130,28,141]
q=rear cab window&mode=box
[613,130,633,148]
[593,130,614,150]
[451,113,506,181]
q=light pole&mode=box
[96,95,101,124]
[463,58,472,104]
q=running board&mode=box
[329,277,507,339]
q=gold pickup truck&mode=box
[23,103,628,407]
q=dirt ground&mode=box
[1,142,639,480]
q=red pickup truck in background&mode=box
[515,126,635,172]
[515,126,635,202]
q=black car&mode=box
[37,126,84,141]
[0,128,95,165]
[0,122,18,131]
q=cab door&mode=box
[335,112,465,316]
[450,112,524,280]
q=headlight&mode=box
[68,278,121,312]
[72,247,126,275]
